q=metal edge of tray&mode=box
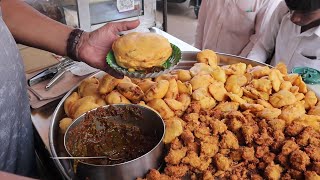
[48,53,273,179]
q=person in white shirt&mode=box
[195,0,282,57]
[248,0,320,71]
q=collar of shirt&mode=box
[295,23,320,37]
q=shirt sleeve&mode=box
[247,1,289,62]
[194,0,208,49]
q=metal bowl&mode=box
[64,104,165,180]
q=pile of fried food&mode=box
[60,49,320,179]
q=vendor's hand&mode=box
[77,20,140,78]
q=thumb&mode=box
[113,19,140,33]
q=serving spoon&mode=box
[51,156,122,161]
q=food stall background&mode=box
[24,0,157,31]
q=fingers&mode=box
[113,19,140,33]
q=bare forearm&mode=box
[0,0,73,56]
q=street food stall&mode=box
[26,0,320,179]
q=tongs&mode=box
[28,58,77,89]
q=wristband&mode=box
[66,29,84,61]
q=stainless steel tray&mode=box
[49,52,272,179]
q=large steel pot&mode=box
[49,52,272,179]
[64,104,165,180]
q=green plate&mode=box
[292,67,320,84]
[106,43,181,78]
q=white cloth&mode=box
[247,1,320,71]
[195,0,281,57]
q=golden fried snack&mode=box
[69,96,96,117]
[105,90,131,105]
[147,99,175,119]
[309,103,320,116]
[294,115,320,131]
[164,165,189,178]
[116,82,144,103]
[99,74,130,95]
[284,73,299,83]
[275,62,288,75]
[163,117,183,144]
[304,91,318,110]
[208,81,228,101]
[268,118,286,131]
[190,74,215,90]
[214,153,231,171]
[256,108,282,120]
[223,62,247,75]
[281,140,299,155]
[164,99,184,117]
[225,75,247,96]
[175,69,192,82]
[257,99,273,109]
[243,86,269,100]
[192,88,216,109]
[247,65,271,78]
[72,100,100,119]
[198,96,217,110]
[182,151,212,172]
[279,102,306,124]
[211,66,227,83]
[78,77,100,98]
[290,150,310,171]
[269,90,297,108]
[177,80,192,95]
[227,93,246,104]
[137,79,156,93]
[269,69,284,92]
[189,63,214,77]
[141,169,174,180]
[214,102,240,112]
[305,171,320,180]
[59,118,73,133]
[177,93,192,111]
[290,86,300,94]
[130,78,146,85]
[251,78,272,93]
[165,78,179,99]
[242,96,256,104]
[280,81,293,91]
[293,76,308,94]
[144,80,170,102]
[240,103,265,112]
[95,98,106,106]
[192,87,210,101]
[265,163,283,180]
[165,147,187,165]
[220,131,239,149]
[295,93,305,101]
[154,74,178,82]
[64,92,80,117]
[196,49,219,68]
[112,32,172,70]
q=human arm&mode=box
[194,0,207,49]
[247,1,288,62]
[0,0,140,77]
[0,0,72,56]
